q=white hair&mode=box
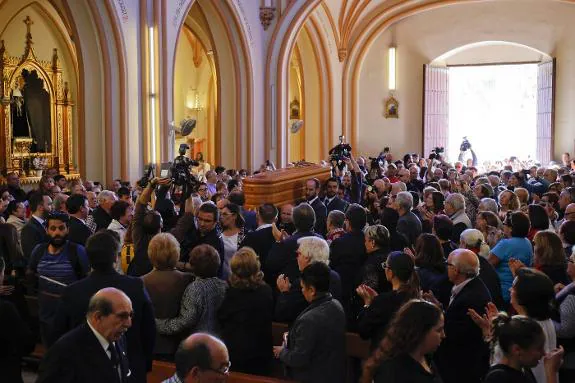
[297,236,329,265]
[396,191,413,211]
[479,198,499,214]
[446,193,465,212]
[391,182,407,194]
[97,190,116,204]
[460,229,490,259]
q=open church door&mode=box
[423,65,450,159]
[536,59,555,166]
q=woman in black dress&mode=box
[361,299,445,383]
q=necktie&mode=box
[108,343,119,368]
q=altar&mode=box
[0,16,79,184]
[242,163,331,210]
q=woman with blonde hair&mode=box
[218,247,273,375]
[141,233,192,359]
[533,230,569,285]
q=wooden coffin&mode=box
[243,164,331,210]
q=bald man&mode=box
[37,288,133,383]
[163,333,230,383]
[564,203,575,222]
[434,249,491,383]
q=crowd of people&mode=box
[1,147,575,383]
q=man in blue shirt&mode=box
[27,212,89,346]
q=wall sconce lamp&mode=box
[388,46,397,91]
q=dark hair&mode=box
[0,256,4,274]
[110,200,131,221]
[189,244,220,278]
[0,224,21,274]
[223,202,245,228]
[506,212,530,238]
[227,179,240,192]
[561,174,573,187]
[175,341,212,380]
[5,200,22,217]
[258,203,277,224]
[325,177,340,186]
[409,191,420,208]
[293,203,316,232]
[87,294,114,317]
[66,194,88,214]
[228,191,246,206]
[361,300,443,383]
[53,174,66,183]
[433,214,453,241]
[86,231,120,271]
[198,202,219,223]
[528,204,549,231]
[478,211,499,228]
[117,186,130,199]
[414,233,445,273]
[430,191,445,213]
[345,203,367,232]
[560,220,575,245]
[513,268,555,320]
[46,212,69,227]
[300,262,331,293]
[386,251,420,299]
[29,192,46,212]
[564,187,575,204]
[143,210,162,235]
[492,313,544,355]
[215,166,226,175]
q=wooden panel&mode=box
[536,59,555,165]
[423,65,450,158]
[243,164,331,210]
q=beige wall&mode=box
[358,0,575,161]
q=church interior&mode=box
[3,0,575,382]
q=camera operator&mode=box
[458,137,478,167]
[341,155,363,205]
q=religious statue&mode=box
[20,69,51,152]
[10,75,31,138]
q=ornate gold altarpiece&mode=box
[0,16,79,184]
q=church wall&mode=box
[358,0,575,161]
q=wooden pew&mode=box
[148,360,294,383]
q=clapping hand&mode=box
[276,274,291,293]
[356,284,378,306]
[273,346,283,359]
[509,258,526,277]
[468,302,499,339]
[544,346,564,375]
[422,290,442,308]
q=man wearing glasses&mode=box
[163,333,230,383]
[37,287,134,383]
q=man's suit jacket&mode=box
[67,216,92,246]
[20,217,48,261]
[396,211,422,247]
[266,231,323,286]
[37,323,130,383]
[0,298,35,383]
[240,226,275,268]
[434,277,491,383]
[241,208,258,232]
[325,197,349,214]
[309,198,327,237]
[51,270,155,383]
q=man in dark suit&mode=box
[274,262,346,383]
[266,203,322,287]
[21,192,52,261]
[394,191,422,247]
[37,287,133,383]
[329,203,367,327]
[324,177,349,214]
[51,231,155,383]
[87,190,117,233]
[66,194,92,246]
[240,203,277,267]
[433,249,491,383]
[305,178,327,237]
[228,191,257,232]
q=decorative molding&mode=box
[260,6,276,30]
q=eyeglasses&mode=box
[202,361,231,376]
[444,261,455,268]
[198,188,208,192]
[113,311,134,321]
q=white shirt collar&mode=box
[256,223,273,231]
[87,319,110,354]
[32,215,44,226]
[325,196,335,204]
[308,196,319,206]
[451,277,475,302]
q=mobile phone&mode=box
[160,162,172,179]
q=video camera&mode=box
[460,137,472,152]
[137,164,156,188]
[170,143,200,199]
[429,147,444,161]
[329,135,352,170]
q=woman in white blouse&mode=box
[220,202,245,280]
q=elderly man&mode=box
[163,333,230,383]
[390,181,407,197]
[393,191,422,247]
[87,190,118,233]
[444,193,472,243]
[433,249,491,383]
[37,288,133,383]
[275,236,342,322]
[274,262,346,383]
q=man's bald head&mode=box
[565,203,575,222]
[447,249,480,284]
[175,333,229,382]
[87,287,133,342]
